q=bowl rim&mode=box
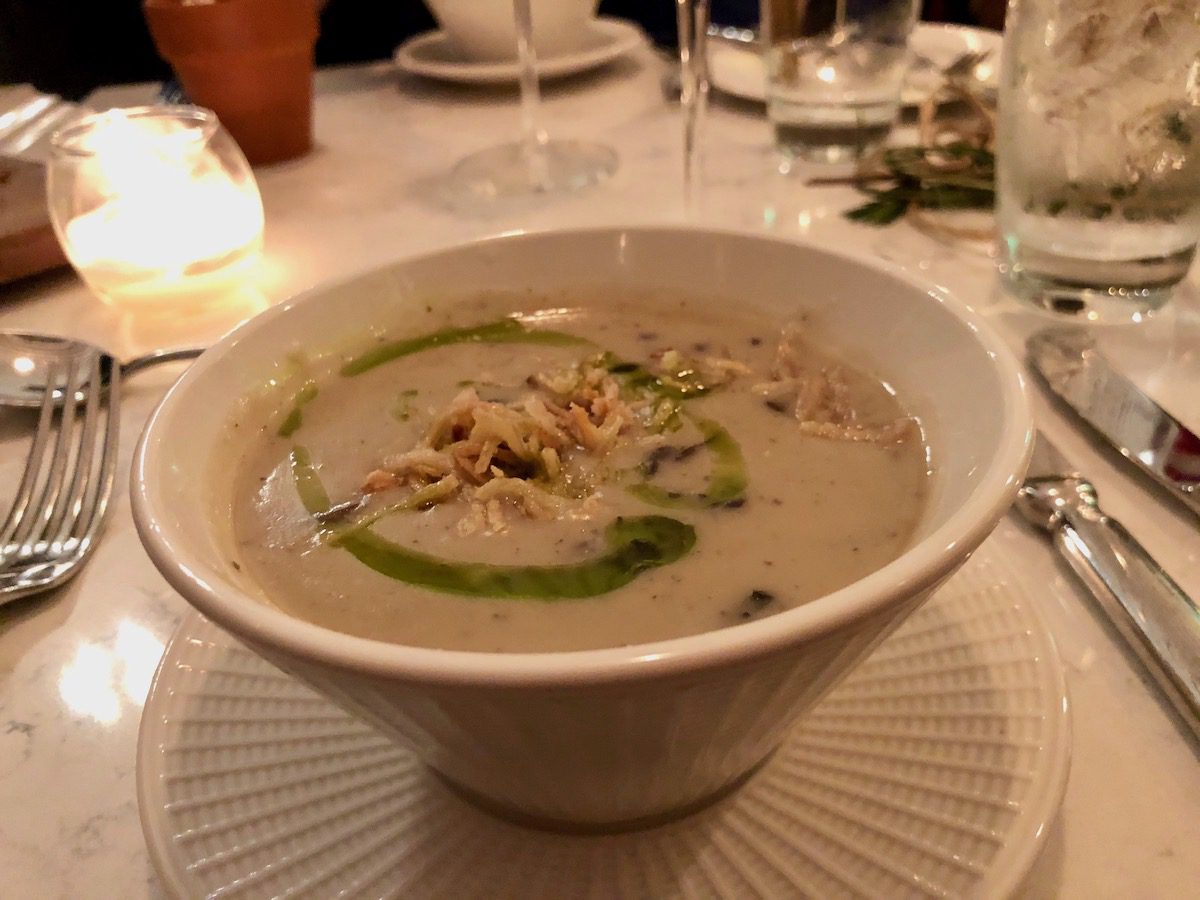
[132,224,1032,687]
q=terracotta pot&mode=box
[143,0,319,165]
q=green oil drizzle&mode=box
[340,318,590,377]
[290,447,695,599]
[277,381,319,437]
[320,479,453,544]
[627,418,747,509]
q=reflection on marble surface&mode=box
[58,621,164,724]
[59,644,122,724]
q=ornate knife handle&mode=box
[1019,476,1200,741]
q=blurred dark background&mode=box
[0,0,1004,101]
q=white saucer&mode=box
[708,23,1001,107]
[137,540,1069,899]
[394,17,645,85]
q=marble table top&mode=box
[1,41,1198,899]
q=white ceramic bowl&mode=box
[424,0,600,62]
[133,227,1032,829]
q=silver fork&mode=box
[0,86,89,160]
[0,341,120,604]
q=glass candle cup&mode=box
[47,106,265,309]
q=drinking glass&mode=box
[996,0,1200,323]
[47,106,264,308]
[448,0,617,201]
[762,0,919,164]
[677,0,711,211]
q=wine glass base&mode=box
[448,140,617,202]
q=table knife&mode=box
[1027,326,1200,519]
[1016,433,1200,740]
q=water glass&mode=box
[996,0,1200,323]
[762,0,919,164]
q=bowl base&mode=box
[429,750,777,835]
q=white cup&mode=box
[424,0,600,62]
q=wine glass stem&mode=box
[677,0,710,213]
[833,0,848,42]
[513,0,550,188]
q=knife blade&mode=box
[1016,432,1200,740]
[1027,326,1200,519]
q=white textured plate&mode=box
[708,23,1001,107]
[394,18,645,85]
[138,540,1068,899]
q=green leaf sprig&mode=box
[841,143,995,226]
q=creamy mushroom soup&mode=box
[227,290,930,652]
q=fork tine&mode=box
[9,353,85,551]
[67,360,120,556]
[0,360,64,548]
[43,350,103,546]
